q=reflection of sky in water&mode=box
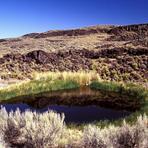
[0,104,131,123]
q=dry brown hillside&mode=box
[0,24,147,83]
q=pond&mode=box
[0,87,137,123]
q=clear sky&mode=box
[0,0,148,38]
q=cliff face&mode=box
[0,24,147,83]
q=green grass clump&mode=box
[90,81,148,102]
[90,81,123,92]
[0,79,79,101]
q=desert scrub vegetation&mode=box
[80,115,148,148]
[0,107,65,148]
[0,107,147,148]
[0,135,7,148]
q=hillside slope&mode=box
[0,24,147,83]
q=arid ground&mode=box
[0,24,147,85]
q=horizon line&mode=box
[0,22,147,39]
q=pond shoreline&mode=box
[0,72,147,127]
[1,86,140,111]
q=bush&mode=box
[81,125,108,148]
[0,107,147,148]
[0,135,7,148]
[81,115,148,148]
[110,115,148,148]
[0,108,65,148]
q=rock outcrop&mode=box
[0,48,147,82]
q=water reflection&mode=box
[0,87,137,123]
[0,104,131,123]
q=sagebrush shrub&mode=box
[110,122,137,148]
[23,110,65,148]
[82,115,148,148]
[81,125,108,148]
[0,107,147,148]
[0,108,65,148]
[0,134,8,148]
[110,115,148,148]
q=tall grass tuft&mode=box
[33,71,100,85]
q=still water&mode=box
[0,87,134,123]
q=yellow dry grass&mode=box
[33,71,101,86]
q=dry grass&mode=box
[33,71,100,85]
[0,24,144,57]
[0,28,112,57]
[0,71,100,101]
[0,72,83,101]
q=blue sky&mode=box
[0,0,148,38]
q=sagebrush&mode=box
[0,108,65,148]
[0,107,147,148]
[80,115,148,148]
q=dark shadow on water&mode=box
[0,104,131,123]
[0,87,137,123]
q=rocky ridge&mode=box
[0,23,147,83]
